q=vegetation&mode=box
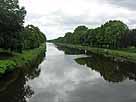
[21,25,46,50]
[50,20,136,49]
[55,43,136,62]
[49,20,136,62]
[0,0,46,52]
[75,55,136,83]
[0,0,46,75]
[0,43,46,76]
[0,0,26,52]
[56,44,136,82]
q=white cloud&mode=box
[19,0,136,40]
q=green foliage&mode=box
[0,0,26,52]
[0,43,46,75]
[0,60,16,74]
[0,0,46,76]
[100,20,128,48]
[52,25,88,44]
[56,43,136,62]
[0,0,46,52]
[52,20,133,49]
[72,26,88,44]
[126,29,136,47]
[21,25,46,49]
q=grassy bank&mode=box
[55,43,136,63]
[0,43,46,76]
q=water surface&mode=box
[0,43,136,102]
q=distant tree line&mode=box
[0,0,46,53]
[51,20,136,49]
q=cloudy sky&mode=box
[19,0,136,40]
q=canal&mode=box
[0,43,136,102]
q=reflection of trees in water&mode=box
[56,45,85,55]
[56,44,136,82]
[22,52,44,80]
[0,71,34,102]
[22,66,41,80]
[0,52,45,102]
[75,55,136,83]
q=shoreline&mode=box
[0,43,46,76]
[54,43,136,63]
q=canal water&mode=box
[0,43,136,102]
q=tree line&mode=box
[0,0,46,53]
[51,20,136,49]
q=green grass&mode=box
[117,48,136,53]
[0,43,46,75]
[55,43,136,63]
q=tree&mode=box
[101,20,129,48]
[51,20,131,49]
[83,20,129,48]
[126,29,136,47]
[72,26,88,44]
[63,32,73,43]
[22,25,46,49]
[0,0,26,52]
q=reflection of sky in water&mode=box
[27,43,136,102]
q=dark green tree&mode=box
[72,26,88,44]
[51,20,134,49]
[0,0,26,52]
[22,25,46,49]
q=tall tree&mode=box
[22,25,46,49]
[0,0,26,52]
[52,20,130,49]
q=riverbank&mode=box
[0,43,46,76]
[54,43,136,63]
